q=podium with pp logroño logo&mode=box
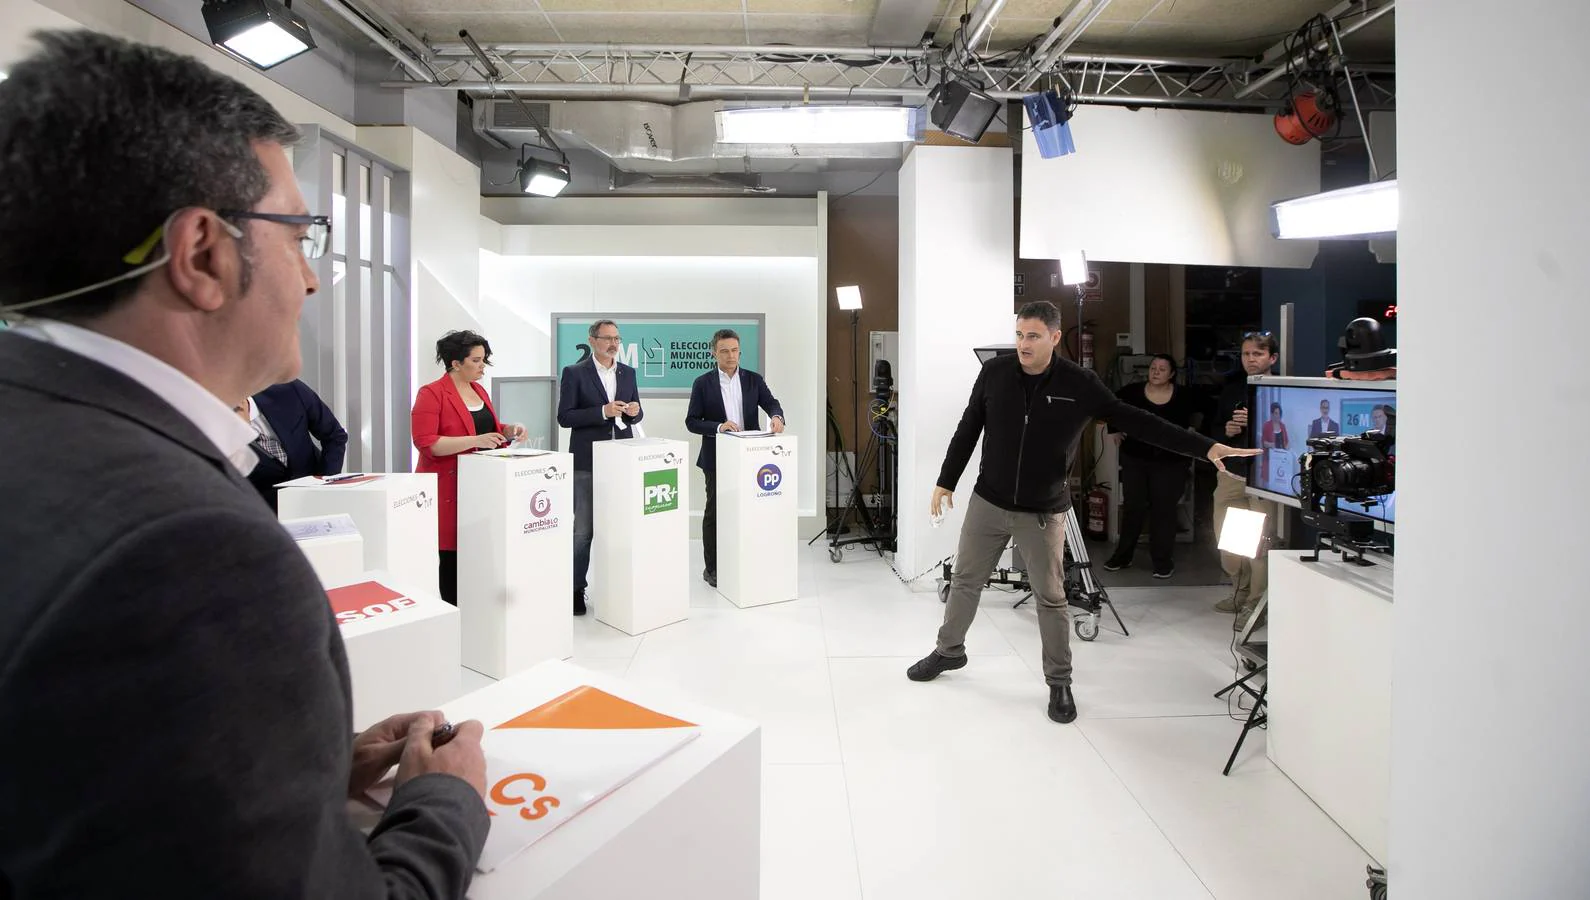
[458,450,576,679]
[277,473,439,597]
[592,437,690,635]
[715,433,799,608]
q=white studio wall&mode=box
[477,197,825,520]
[1020,105,1321,268]
[1393,2,1590,898]
[896,146,1015,580]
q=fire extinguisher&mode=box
[1085,487,1110,541]
[1080,327,1095,371]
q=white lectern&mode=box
[458,450,576,679]
[592,437,689,635]
[329,572,461,731]
[278,473,439,597]
[715,433,799,608]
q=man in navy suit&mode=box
[684,329,784,587]
[557,318,644,615]
[240,379,348,512]
[1308,398,1339,439]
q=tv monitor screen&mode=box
[1245,378,1396,525]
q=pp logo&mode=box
[756,464,783,492]
[642,468,680,515]
[530,490,553,518]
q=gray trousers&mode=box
[936,492,1073,686]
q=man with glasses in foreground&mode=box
[1212,331,1281,626]
[0,31,488,897]
[557,318,645,615]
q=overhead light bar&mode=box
[836,285,863,311]
[202,0,316,70]
[520,156,571,197]
[717,106,920,144]
[1271,178,1399,240]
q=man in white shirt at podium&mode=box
[684,329,785,587]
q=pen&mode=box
[431,722,457,748]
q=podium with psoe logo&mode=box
[591,438,690,635]
[277,473,439,598]
[328,573,460,731]
[458,450,576,678]
[715,433,799,608]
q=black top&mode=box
[1110,382,1198,462]
[469,403,496,437]
[1212,377,1252,479]
[938,353,1217,513]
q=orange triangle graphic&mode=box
[494,685,697,730]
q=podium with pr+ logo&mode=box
[592,438,690,635]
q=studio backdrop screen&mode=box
[1246,382,1397,524]
[551,314,765,398]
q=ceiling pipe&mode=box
[961,0,1009,56]
[428,42,934,58]
[1015,0,1115,90]
[320,0,434,82]
[1232,0,1394,99]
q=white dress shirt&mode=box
[718,367,744,430]
[244,396,283,442]
[595,358,626,430]
[14,319,259,475]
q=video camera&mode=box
[1299,422,1395,559]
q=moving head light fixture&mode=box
[203,0,316,70]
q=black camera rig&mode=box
[1299,427,1395,565]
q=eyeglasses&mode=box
[218,210,332,259]
[592,335,623,343]
[1242,331,1274,340]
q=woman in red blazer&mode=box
[412,330,524,605]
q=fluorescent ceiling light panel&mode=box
[1272,178,1399,239]
[1058,250,1088,286]
[718,106,919,144]
[836,285,863,310]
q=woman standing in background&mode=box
[1103,355,1199,579]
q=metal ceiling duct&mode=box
[473,98,911,175]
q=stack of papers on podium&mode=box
[722,429,771,438]
[477,448,552,458]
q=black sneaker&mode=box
[573,590,587,617]
[1047,685,1077,723]
[703,569,717,588]
[1102,557,1132,572]
[1152,566,1175,579]
[906,651,967,682]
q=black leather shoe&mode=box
[906,651,967,682]
[1047,685,1077,724]
[1102,556,1132,572]
[703,569,717,588]
[573,590,587,617]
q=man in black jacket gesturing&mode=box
[906,302,1260,724]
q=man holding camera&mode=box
[1212,332,1280,624]
[907,302,1260,724]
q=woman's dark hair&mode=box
[1270,402,1283,415]
[436,330,492,371]
[1150,353,1178,374]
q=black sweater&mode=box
[1213,377,1253,479]
[937,353,1218,513]
[1109,381,1199,462]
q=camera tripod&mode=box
[936,507,1128,642]
[824,397,896,561]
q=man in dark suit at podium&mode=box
[557,318,644,614]
[1308,398,1339,439]
[685,329,785,587]
[0,31,487,897]
[240,378,349,511]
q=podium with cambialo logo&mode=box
[592,438,690,635]
[459,449,577,678]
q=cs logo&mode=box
[530,490,553,518]
[489,772,562,821]
[757,464,783,492]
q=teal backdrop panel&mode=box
[552,314,765,397]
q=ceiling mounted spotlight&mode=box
[520,156,571,198]
[202,0,316,70]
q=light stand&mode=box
[825,286,893,561]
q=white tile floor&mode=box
[460,542,1375,900]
